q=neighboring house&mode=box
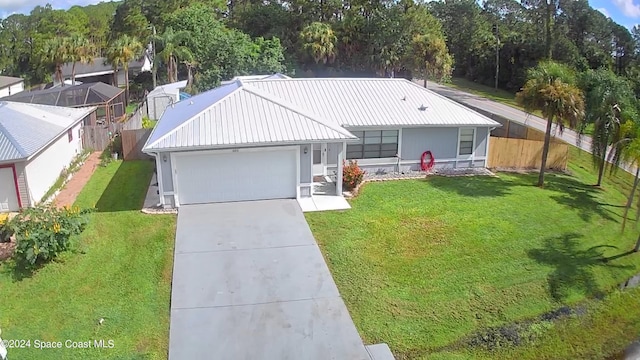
[146,80,189,120]
[0,102,96,212]
[142,77,501,208]
[219,73,291,85]
[2,82,125,125]
[0,76,24,97]
[54,56,151,87]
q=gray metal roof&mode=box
[2,82,123,106]
[60,57,146,77]
[0,76,23,88]
[144,85,356,151]
[0,102,95,162]
[245,78,501,127]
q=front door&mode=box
[312,143,326,176]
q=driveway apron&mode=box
[169,199,370,360]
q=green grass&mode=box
[126,103,138,115]
[448,78,522,108]
[0,160,176,359]
[306,148,640,359]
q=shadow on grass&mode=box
[95,160,154,212]
[426,173,533,197]
[545,175,619,223]
[528,233,634,302]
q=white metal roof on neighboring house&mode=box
[143,85,356,151]
[148,80,188,98]
[244,78,501,128]
[0,102,95,162]
[220,73,291,85]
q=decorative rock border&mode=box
[344,168,496,198]
[141,206,178,215]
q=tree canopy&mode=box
[1,0,639,95]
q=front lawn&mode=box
[306,149,640,359]
[0,160,176,359]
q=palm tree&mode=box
[43,37,71,86]
[579,69,636,186]
[153,27,193,84]
[106,35,143,105]
[299,22,337,65]
[409,32,453,88]
[67,34,94,85]
[516,61,585,187]
[183,59,197,91]
[617,129,640,232]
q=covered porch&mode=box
[298,142,351,212]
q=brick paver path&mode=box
[54,152,102,208]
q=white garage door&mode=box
[174,148,297,205]
[0,167,19,212]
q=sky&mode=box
[0,0,639,30]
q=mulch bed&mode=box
[0,238,15,262]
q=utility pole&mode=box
[152,25,157,89]
[494,23,500,92]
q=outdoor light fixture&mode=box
[163,154,167,162]
[304,146,308,154]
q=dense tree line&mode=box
[3,0,639,93]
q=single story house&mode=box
[2,82,124,125]
[146,80,189,120]
[54,56,151,87]
[143,77,501,208]
[0,76,24,97]
[0,101,96,211]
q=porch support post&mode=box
[336,142,344,196]
[154,152,165,207]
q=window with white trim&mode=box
[347,130,399,159]
[458,128,474,156]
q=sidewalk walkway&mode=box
[53,152,102,208]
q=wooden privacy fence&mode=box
[82,125,115,151]
[122,128,153,160]
[488,137,569,170]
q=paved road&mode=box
[417,80,636,176]
[169,200,373,360]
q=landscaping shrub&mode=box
[142,116,154,129]
[7,206,92,270]
[343,160,365,191]
[0,213,10,243]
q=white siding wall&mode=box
[0,82,24,97]
[299,145,311,184]
[24,122,83,204]
[148,93,179,120]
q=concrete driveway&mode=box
[169,200,371,360]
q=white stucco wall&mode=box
[24,122,84,204]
